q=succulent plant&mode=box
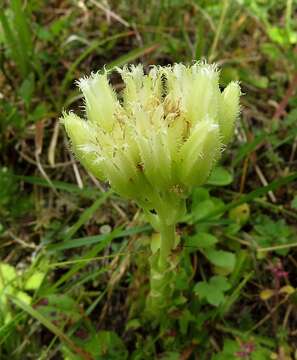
[62,62,240,315]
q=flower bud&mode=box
[218,81,241,144]
[177,119,221,187]
[77,73,118,132]
[62,112,105,180]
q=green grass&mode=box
[1,0,297,359]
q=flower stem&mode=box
[158,221,176,270]
[145,217,178,317]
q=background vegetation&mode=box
[1,0,297,359]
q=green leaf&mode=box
[125,319,141,331]
[194,276,230,307]
[260,43,283,61]
[240,68,268,89]
[30,294,81,326]
[205,249,236,270]
[253,215,293,255]
[207,167,233,186]
[291,196,297,210]
[0,263,17,286]
[18,73,35,108]
[194,282,209,298]
[46,294,77,311]
[192,187,210,205]
[64,331,128,359]
[161,352,180,360]
[15,291,31,305]
[228,203,250,225]
[185,232,218,249]
[190,198,224,223]
[210,276,231,292]
[188,187,225,223]
[24,271,45,290]
[267,26,296,46]
[206,287,225,306]
[179,309,194,335]
[211,339,238,360]
[220,67,239,86]
[196,172,297,223]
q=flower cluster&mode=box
[62,63,240,222]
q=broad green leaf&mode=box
[194,276,230,307]
[15,291,31,305]
[229,203,250,225]
[0,263,17,286]
[206,287,225,306]
[185,232,218,249]
[205,249,236,270]
[24,271,45,290]
[207,167,233,186]
[191,187,210,209]
[194,282,209,298]
[210,276,231,292]
[125,319,141,331]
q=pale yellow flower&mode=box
[62,63,240,223]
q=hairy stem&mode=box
[145,217,178,316]
[158,221,176,270]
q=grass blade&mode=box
[62,190,111,241]
[10,297,93,360]
[105,43,160,70]
[48,231,119,290]
[17,175,100,199]
[61,31,135,94]
[0,10,27,76]
[11,0,33,56]
[47,224,151,251]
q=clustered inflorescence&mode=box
[62,62,240,314]
[62,63,240,224]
